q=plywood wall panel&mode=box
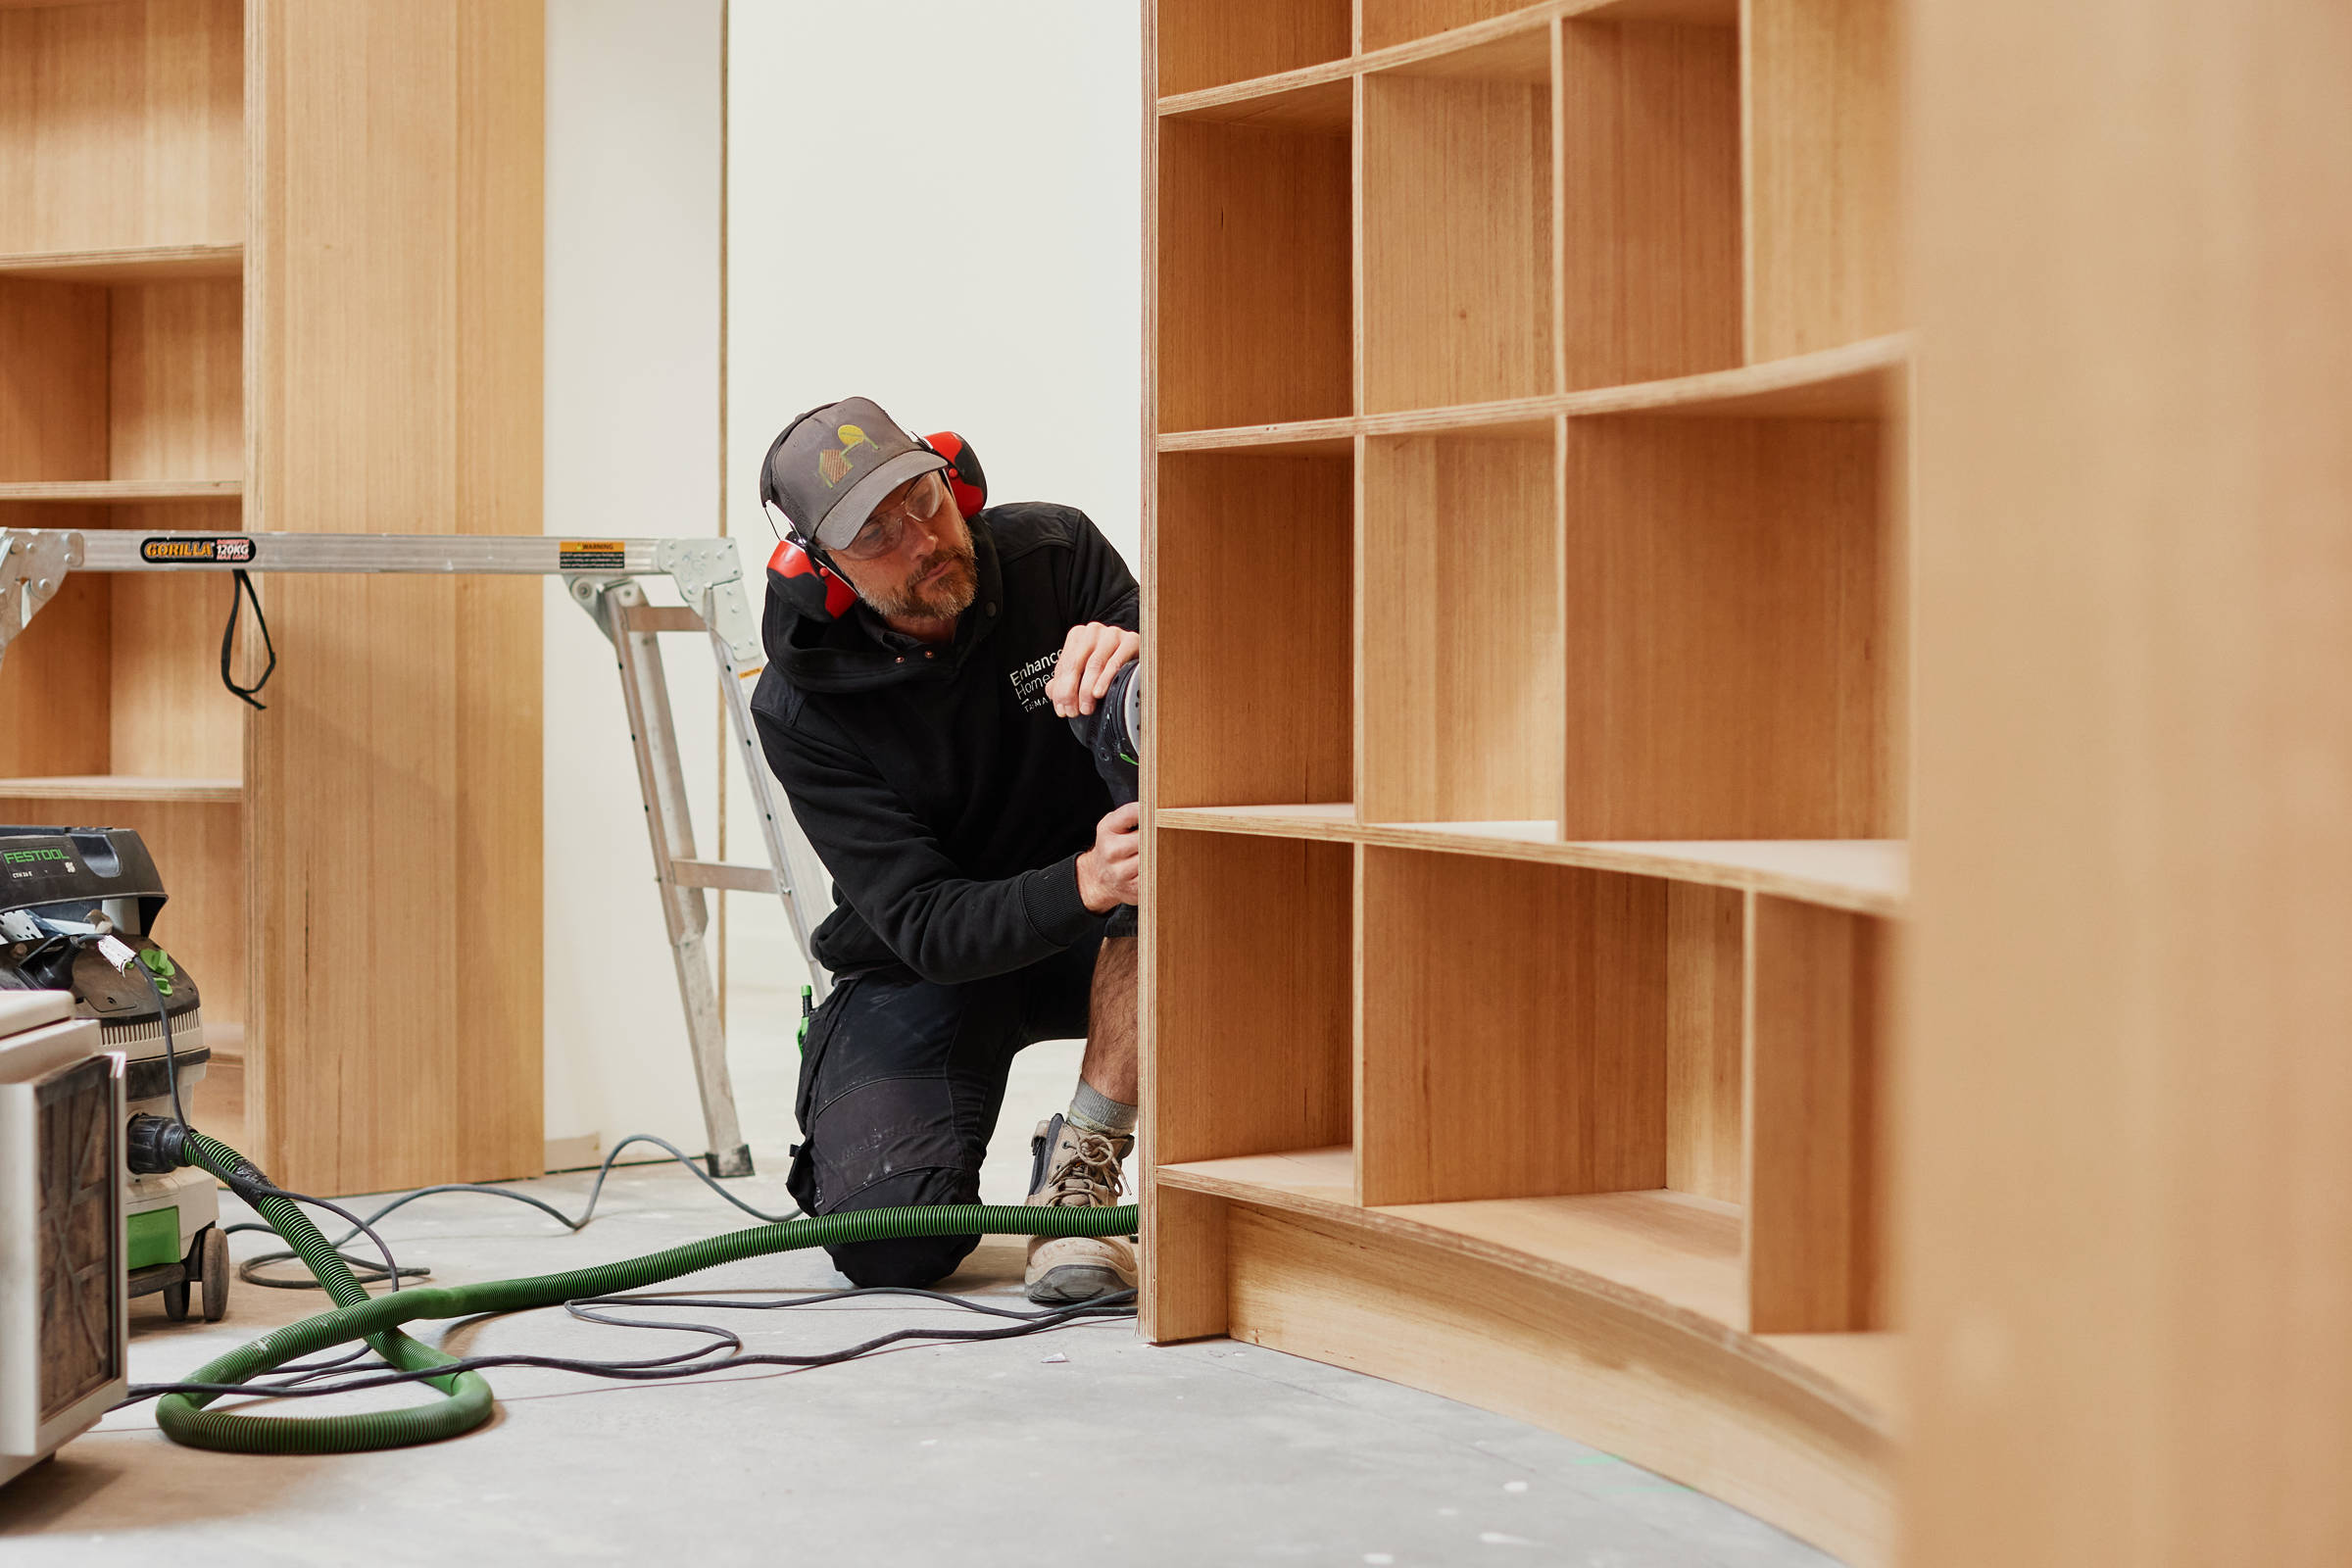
[246,0,542,1195]
[108,569,246,778]
[1363,70,1552,410]
[1157,121,1351,431]
[1560,415,1886,838]
[1558,19,1742,390]
[1742,0,1898,363]
[1361,1,1544,54]
[1359,851,1666,1205]
[108,277,242,481]
[0,0,243,255]
[1360,429,1558,820]
[1905,0,2352,1562]
[1152,831,1353,1165]
[1155,452,1352,808]
[0,564,110,777]
[0,278,107,481]
[1156,0,1348,95]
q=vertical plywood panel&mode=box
[1742,0,1897,363]
[1360,429,1558,820]
[1560,415,1886,838]
[1906,1,2352,1563]
[1141,1181,1230,1343]
[109,277,241,480]
[1667,880,1742,1202]
[247,0,542,1195]
[1558,19,1742,390]
[451,0,547,1210]
[1746,894,1879,1333]
[0,278,107,480]
[1363,66,1552,410]
[1156,120,1351,430]
[1152,831,1352,1165]
[0,0,243,255]
[1359,850,1665,1205]
[1156,452,1352,808]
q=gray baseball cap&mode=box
[759,396,949,553]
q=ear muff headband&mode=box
[920,431,988,519]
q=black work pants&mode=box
[783,907,1132,1289]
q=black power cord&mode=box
[121,1288,1137,1405]
[225,1133,803,1290]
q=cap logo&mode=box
[817,423,880,488]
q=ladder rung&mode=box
[619,605,708,633]
[670,859,779,894]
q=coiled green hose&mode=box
[159,1130,1136,1455]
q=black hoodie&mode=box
[749,504,1140,986]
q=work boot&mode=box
[1024,1113,1136,1304]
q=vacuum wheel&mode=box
[161,1275,190,1321]
[199,1226,230,1322]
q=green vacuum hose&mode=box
[159,1129,1137,1455]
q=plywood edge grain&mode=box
[0,479,244,504]
[1156,807,1907,913]
[1156,340,1909,450]
[1562,333,1912,419]
[0,244,244,285]
[1157,1146,1357,1205]
[0,775,241,804]
[1157,62,1356,127]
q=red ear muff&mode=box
[924,431,988,518]
[768,536,858,621]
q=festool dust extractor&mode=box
[0,825,229,1323]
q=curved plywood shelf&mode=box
[1152,1154,1894,1565]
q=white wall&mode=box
[540,0,1144,1165]
[543,0,728,1157]
[724,1,1145,563]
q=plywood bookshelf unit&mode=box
[1141,2,1904,1562]
[0,0,544,1196]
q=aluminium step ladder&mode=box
[0,526,828,1178]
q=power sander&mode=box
[0,825,229,1322]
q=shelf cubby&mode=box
[0,785,246,1030]
[1560,410,1889,839]
[1742,0,1900,362]
[1361,25,1554,412]
[1558,5,1743,390]
[1358,847,1667,1206]
[1149,829,1352,1168]
[1359,419,1559,822]
[1156,90,1351,432]
[1154,449,1353,808]
[1153,0,1351,98]
[0,0,245,258]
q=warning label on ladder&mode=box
[559,540,627,570]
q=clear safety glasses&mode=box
[837,469,950,562]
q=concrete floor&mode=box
[2,1014,1839,1565]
